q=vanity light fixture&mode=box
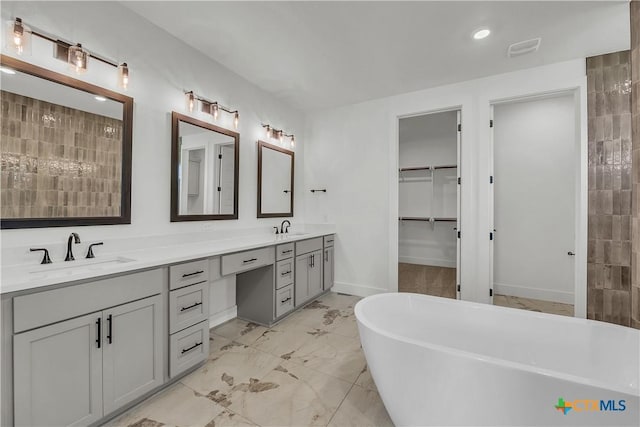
[261,123,295,147]
[185,90,239,129]
[4,17,130,84]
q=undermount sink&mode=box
[29,257,136,278]
[283,232,309,237]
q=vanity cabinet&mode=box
[13,294,163,426]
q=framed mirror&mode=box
[171,112,239,221]
[257,141,294,218]
[0,55,133,229]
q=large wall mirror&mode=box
[257,141,294,218]
[0,55,133,229]
[171,112,239,221]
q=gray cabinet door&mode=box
[308,250,323,298]
[14,312,103,427]
[295,255,310,306]
[323,247,334,290]
[102,295,163,415]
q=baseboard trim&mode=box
[209,306,237,328]
[494,282,574,305]
[398,256,456,268]
[332,281,388,298]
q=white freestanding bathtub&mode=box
[355,293,639,426]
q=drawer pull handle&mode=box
[180,301,203,312]
[280,270,291,276]
[326,240,334,244]
[181,342,203,354]
[243,258,258,264]
[281,297,292,304]
[182,270,204,278]
[282,249,292,254]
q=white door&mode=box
[492,94,576,304]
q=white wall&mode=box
[493,94,577,304]
[399,111,458,268]
[0,1,306,321]
[304,59,587,316]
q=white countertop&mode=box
[1,229,334,295]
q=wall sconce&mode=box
[185,90,239,129]
[4,16,130,87]
[262,123,295,147]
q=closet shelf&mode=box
[398,217,457,222]
[399,165,457,172]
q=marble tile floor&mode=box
[105,292,394,427]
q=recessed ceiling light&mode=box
[0,67,16,75]
[94,96,107,102]
[473,28,491,40]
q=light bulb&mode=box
[234,111,239,129]
[118,63,129,90]
[291,135,295,147]
[212,103,219,120]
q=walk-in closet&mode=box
[398,110,461,299]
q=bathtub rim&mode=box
[354,292,639,397]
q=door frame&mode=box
[488,88,586,317]
[393,105,463,299]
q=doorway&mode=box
[490,93,577,316]
[398,109,461,299]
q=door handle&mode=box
[567,251,575,256]
[325,250,328,262]
[107,314,113,344]
[96,317,101,348]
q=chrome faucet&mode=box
[280,220,291,234]
[65,233,81,261]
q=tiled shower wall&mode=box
[631,0,640,329]
[586,51,632,327]
[0,91,123,218]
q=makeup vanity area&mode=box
[0,53,333,427]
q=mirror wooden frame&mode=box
[0,54,133,229]
[170,111,240,221]
[257,140,294,218]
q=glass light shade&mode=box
[68,43,88,74]
[233,112,239,129]
[118,63,129,90]
[212,103,219,120]
[185,92,196,112]
[5,18,31,56]
[290,135,295,148]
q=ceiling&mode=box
[123,1,630,111]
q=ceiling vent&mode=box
[507,38,541,57]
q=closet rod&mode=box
[399,165,457,172]
[398,217,457,222]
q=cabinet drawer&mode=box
[324,235,335,248]
[169,282,210,334]
[221,247,274,276]
[169,259,210,291]
[275,284,294,318]
[276,259,294,290]
[170,320,209,378]
[296,237,322,256]
[276,243,295,261]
